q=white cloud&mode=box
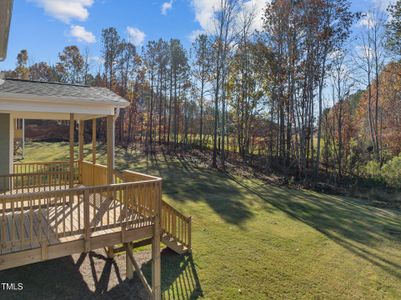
[358,12,376,28]
[241,0,266,32]
[89,55,104,65]
[355,45,374,60]
[371,0,395,12]
[191,0,220,33]
[188,29,206,42]
[161,0,174,15]
[126,26,146,46]
[69,25,96,43]
[31,0,94,23]
[190,0,267,34]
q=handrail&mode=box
[161,201,192,250]
[0,180,161,252]
[0,160,191,255]
[0,179,161,201]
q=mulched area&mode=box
[0,249,153,300]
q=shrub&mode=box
[382,156,401,189]
[363,160,382,181]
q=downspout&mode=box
[114,107,121,121]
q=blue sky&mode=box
[0,0,394,72]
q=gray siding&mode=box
[0,113,10,191]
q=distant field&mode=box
[10,142,401,299]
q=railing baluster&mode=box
[84,189,90,252]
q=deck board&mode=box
[0,193,152,255]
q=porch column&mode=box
[9,114,13,175]
[0,113,12,192]
[107,115,115,184]
[21,119,25,159]
[106,115,115,259]
[79,120,85,161]
[69,113,75,188]
[92,118,96,164]
[78,120,84,184]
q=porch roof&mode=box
[0,78,129,120]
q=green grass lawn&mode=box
[22,142,401,299]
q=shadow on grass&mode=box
[228,174,401,280]
[119,150,255,227]
[0,249,202,300]
[142,249,203,300]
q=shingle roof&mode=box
[0,78,129,107]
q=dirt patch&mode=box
[0,249,152,300]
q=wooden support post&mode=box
[79,120,84,184]
[152,181,162,300]
[92,118,96,164]
[79,120,84,162]
[22,119,25,159]
[106,247,114,259]
[107,115,115,184]
[125,242,134,280]
[126,242,152,296]
[69,113,75,188]
[84,189,91,252]
[40,240,48,260]
[106,115,115,258]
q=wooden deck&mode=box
[1,193,153,255]
[0,161,192,300]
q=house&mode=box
[0,0,13,62]
[0,78,192,300]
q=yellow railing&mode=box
[0,180,161,252]
[0,161,80,194]
[13,161,79,177]
[0,160,191,253]
[162,201,192,250]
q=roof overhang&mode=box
[0,94,127,121]
[0,91,130,108]
[0,0,13,61]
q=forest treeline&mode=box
[4,0,401,188]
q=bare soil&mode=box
[0,249,154,300]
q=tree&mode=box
[57,46,85,84]
[144,41,158,152]
[102,27,122,89]
[168,39,189,147]
[29,62,56,82]
[386,0,401,57]
[330,50,354,177]
[117,41,137,144]
[192,34,212,149]
[15,50,29,80]
[354,11,385,163]
[211,0,239,168]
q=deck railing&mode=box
[162,201,192,250]
[13,161,78,176]
[0,160,191,253]
[0,160,162,253]
[0,180,161,252]
[0,161,79,194]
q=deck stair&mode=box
[161,200,192,254]
[161,232,189,254]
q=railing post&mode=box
[92,118,97,165]
[79,120,84,184]
[152,180,162,300]
[84,189,91,252]
[69,113,75,188]
[188,216,192,251]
